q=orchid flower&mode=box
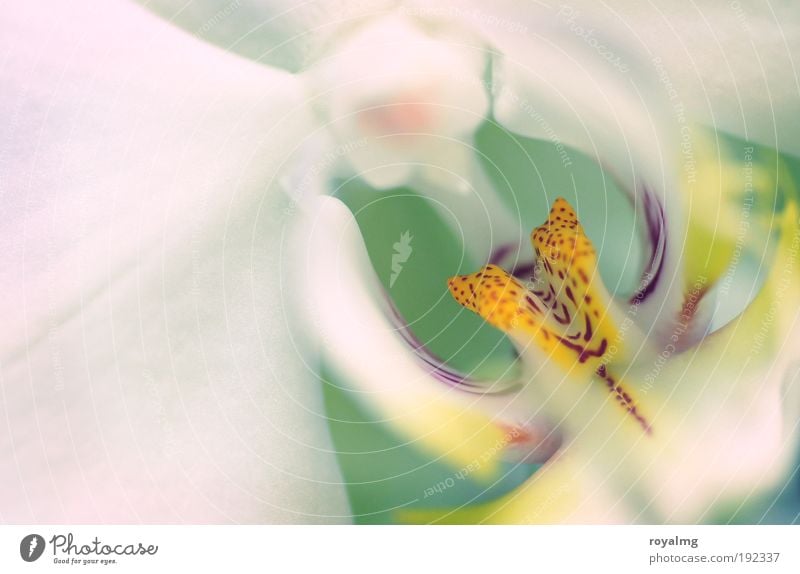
[2,0,799,525]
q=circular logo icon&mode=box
[20,534,46,562]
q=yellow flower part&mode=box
[447,198,652,435]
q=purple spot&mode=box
[489,243,515,265]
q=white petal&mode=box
[139,0,399,72]
[639,205,800,520]
[590,2,800,156]
[0,0,348,523]
[450,0,800,155]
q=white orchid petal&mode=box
[0,0,348,523]
[447,0,800,155]
[574,2,799,155]
[641,204,800,519]
[139,0,399,72]
[296,196,560,476]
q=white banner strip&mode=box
[1,525,799,573]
